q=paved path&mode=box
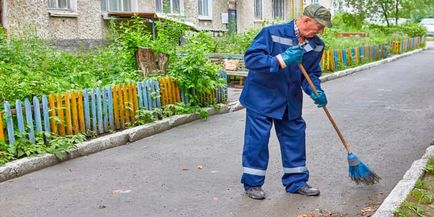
[1,48,434,217]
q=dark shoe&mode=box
[295,184,320,196]
[245,186,266,200]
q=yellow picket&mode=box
[321,52,325,71]
[0,112,4,142]
[355,47,360,65]
[159,78,166,106]
[329,49,334,72]
[128,83,135,122]
[112,86,120,129]
[338,49,343,70]
[167,77,173,104]
[122,84,130,124]
[132,83,139,115]
[77,91,85,133]
[174,80,181,103]
[118,86,125,129]
[56,93,66,136]
[381,43,385,58]
[49,94,58,135]
[64,92,73,135]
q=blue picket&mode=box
[359,46,364,62]
[102,88,109,132]
[152,80,158,109]
[372,45,376,59]
[155,80,161,108]
[4,101,15,145]
[342,50,348,66]
[33,97,43,133]
[42,95,51,134]
[83,89,91,131]
[90,89,97,132]
[350,48,356,65]
[141,81,149,110]
[15,100,25,134]
[146,80,153,110]
[107,87,115,131]
[24,99,35,144]
[137,82,143,109]
[96,88,104,134]
[333,49,339,70]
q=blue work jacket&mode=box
[239,20,325,120]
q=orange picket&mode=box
[56,93,66,136]
[329,49,334,72]
[71,91,79,135]
[118,86,125,129]
[159,78,166,106]
[112,86,120,129]
[167,77,173,104]
[321,52,325,71]
[132,83,139,114]
[48,94,58,135]
[175,80,181,103]
[77,91,85,133]
[64,92,73,135]
[0,112,4,142]
[346,48,352,65]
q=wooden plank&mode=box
[56,93,66,136]
[166,77,173,104]
[118,86,125,129]
[355,47,360,65]
[90,89,97,133]
[15,100,25,134]
[112,86,120,129]
[159,78,166,107]
[48,94,58,136]
[122,84,130,124]
[77,91,85,133]
[133,83,139,114]
[42,96,51,134]
[141,82,149,110]
[83,90,91,131]
[102,88,109,132]
[0,112,4,142]
[96,88,104,134]
[70,91,79,134]
[4,102,15,145]
[174,80,180,104]
[137,82,143,109]
[24,99,35,144]
[64,92,73,135]
[146,80,153,110]
[152,80,158,109]
[128,83,135,122]
[107,87,115,131]
[155,80,162,108]
[33,97,43,133]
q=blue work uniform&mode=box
[239,20,325,193]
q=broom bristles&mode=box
[348,153,381,185]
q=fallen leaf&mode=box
[182,168,189,171]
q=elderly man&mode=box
[239,4,332,200]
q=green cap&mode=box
[303,4,332,28]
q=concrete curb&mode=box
[0,48,426,183]
[0,104,232,183]
[372,142,434,217]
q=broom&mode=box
[297,63,381,185]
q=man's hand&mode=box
[310,90,327,108]
[276,45,304,68]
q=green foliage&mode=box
[168,32,225,106]
[411,189,433,204]
[415,179,427,189]
[215,28,260,54]
[332,13,365,30]
[46,134,85,160]
[395,201,425,217]
[426,157,434,175]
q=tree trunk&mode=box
[157,53,169,72]
[395,0,399,25]
[136,47,158,77]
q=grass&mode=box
[395,156,434,217]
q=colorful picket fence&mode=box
[391,37,424,54]
[0,75,228,145]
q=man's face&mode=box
[299,17,325,39]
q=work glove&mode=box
[279,45,304,67]
[310,90,327,108]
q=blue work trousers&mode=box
[241,109,308,193]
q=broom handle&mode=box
[298,63,351,153]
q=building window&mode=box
[254,0,262,20]
[48,0,70,10]
[198,0,212,19]
[156,0,182,14]
[272,0,285,19]
[311,0,318,3]
[102,0,138,12]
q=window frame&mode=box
[272,0,286,20]
[102,0,139,12]
[155,0,184,15]
[254,0,263,20]
[48,0,77,12]
[198,0,212,20]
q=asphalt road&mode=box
[1,46,434,217]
